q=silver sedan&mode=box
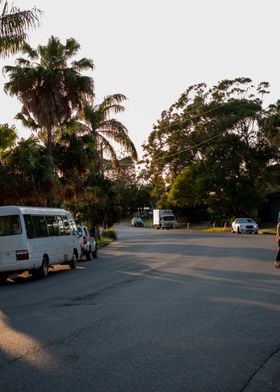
[232,218,259,234]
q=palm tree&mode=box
[0,0,41,57]
[55,94,138,233]
[79,94,138,174]
[3,36,94,205]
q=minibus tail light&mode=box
[16,250,29,260]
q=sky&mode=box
[1,0,280,158]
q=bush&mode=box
[101,228,117,240]
[97,237,112,248]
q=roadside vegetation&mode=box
[0,3,279,230]
[195,226,276,235]
[97,236,114,248]
[95,228,117,248]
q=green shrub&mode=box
[101,228,117,240]
[97,237,112,248]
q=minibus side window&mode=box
[46,216,58,236]
[57,216,65,235]
[24,215,35,238]
[63,216,71,235]
[69,219,78,236]
[32,216,48,237]
[52,216,59,236]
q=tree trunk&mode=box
[46,126,54,207]
[94,224,101,240]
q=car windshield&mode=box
[239,218,254,223]
[77,226,83,236]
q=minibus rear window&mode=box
[0,215,22,236]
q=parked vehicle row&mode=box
[0,205,261,285]
[131,213,260,234]
[0,206,98,284]
[131,210,177,229]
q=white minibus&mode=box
[0,206,81,284]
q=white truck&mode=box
[153,209,175,229]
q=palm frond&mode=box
[21,41,38,59]
[97,119,138,160]
[0,35,25,56]
[0,2,41,57]
[72,57,94,71]
[1,4,41,35]
[15,112,39,131]
[97,135,119,171]
[64,37,80,58]
[99,94,127,116]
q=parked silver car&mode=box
[77,225,98,260]
[231,218,259,234]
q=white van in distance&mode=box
[153,209,175,229]
[0,206,80,284]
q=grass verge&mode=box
[189,225,276,235]
[97,237,113,248]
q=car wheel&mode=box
[237,227,241,234]
[69,251,78,270]
[85,249,91,261]
[92,245,98,258]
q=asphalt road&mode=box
[0,224,279,392]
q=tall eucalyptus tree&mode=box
[143,78,278,217]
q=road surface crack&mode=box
[240,347,280,391]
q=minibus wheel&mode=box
[69,251,78,269]
[38,256,49,278]
[0,272,8,285]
